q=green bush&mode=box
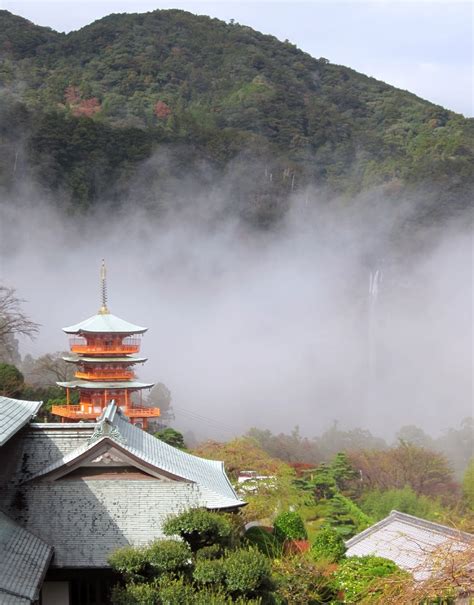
[273,511,307,541]
[333,555,402,602]
[244,526,283,558]
[108,545,147,582]
[311,527,346,562]
[194,543,223,560]
[223,548,271,595]
[111,582,159,605]
[193,558,225,586]
[146,539,192,575]
[359,486,444,521]
[163,508,232,552]
[273,557,337,605]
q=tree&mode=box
[462,459,474,510]
[162,508,233,553]
[21,351,73,386]
[359,486,443,522]
[329,452,358,493]
[146,382,174,428]
[0,286,39,354]
[349,443,457,499]
[0,363,24,397]
[154,427,185,449]
[193,437,289,480]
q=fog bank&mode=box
[0,176,471,440]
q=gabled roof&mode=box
[63,312,147,334]
[345,510,474,580]
[1,403,244,567]
[0,511,53,603]
[26,403,244,510]
[0,397,42,447]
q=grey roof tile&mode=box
[0,511,53,602]
[345,510,474,580]
[0,397,42,447]
[3,403,244,568]
[63,313,147,334]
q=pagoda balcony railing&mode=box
[123,407,161,418]
[52,404,160,420]
[70,337,140,355]
[75,370,136,381]
[51,405,98,420]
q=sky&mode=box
[2,0,473,116]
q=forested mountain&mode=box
[0,9,472,222]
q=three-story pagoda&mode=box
[52,262,160,428]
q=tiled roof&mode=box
[0,511,53,603]
[345,510,474,580]
[63,312,147,334]
[2,404,244,568]
[26,404,243,509]
[56,380,154,390]
[0,397,42,447]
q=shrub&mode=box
[273,557,337,605]
[310,527,346,562]
[111,582,159,605]
[333,555,402,602]
[223,547,272,595]
[273,511,307,541]
[146,539,192,576]
[359,486,444,521]
[244,526,283,558]
[163,508,232,552]
[194,543,223,560]
[108,545,147,582]
[193,558,226,586]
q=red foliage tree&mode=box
[154,100,172,119]
[72,98,101,117]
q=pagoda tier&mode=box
[52,262,160,429]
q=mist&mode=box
[0,161,472,441]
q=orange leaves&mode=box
[64,86,101,117]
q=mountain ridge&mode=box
[0,9,472,221]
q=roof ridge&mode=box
[389,510,474,542]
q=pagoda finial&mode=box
[98,259,109,314]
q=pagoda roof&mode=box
[0,396,42,447]
[57,380,154,390]
[63,355,147,364]
[63,312,147,334]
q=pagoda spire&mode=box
[98,259,109,315]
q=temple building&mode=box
[0,266,244,604]
[52,262,160,429]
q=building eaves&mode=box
[24,403,244,508]
[0,397,42,447]
[345,510,474,548]
[62,313,147,334]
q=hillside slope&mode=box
[0,9,472,220]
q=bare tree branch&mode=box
[0,286,40,347]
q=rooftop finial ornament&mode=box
[99,259,109,314]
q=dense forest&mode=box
[0,9,473,224]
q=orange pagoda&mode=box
[52,262,160,428]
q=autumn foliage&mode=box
[154,100,172,119]
[64,86,101,117]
